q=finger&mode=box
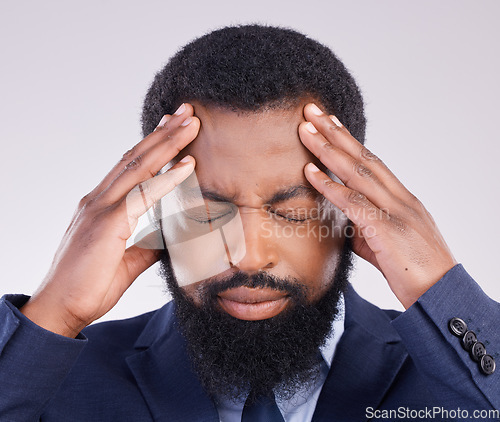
[299,121,399,212]
[304,162,388,243]
[125,155,196,231]
[86,103,195,202]
[303,103,412,201]
[121,244,161,288]
[98,116,200,206]
[153,114,172,132]
[350,227,382,272]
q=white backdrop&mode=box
[1,0,498,322]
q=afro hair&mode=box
[141,24,366,144]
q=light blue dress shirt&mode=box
[216,294,345,422]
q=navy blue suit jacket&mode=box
[0,264,499,421]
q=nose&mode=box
[232,207,278,273]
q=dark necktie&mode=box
[241,390,285,422]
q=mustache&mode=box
[200,271,309,301]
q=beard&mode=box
[158,239,353,402]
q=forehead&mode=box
[181,101,321,207]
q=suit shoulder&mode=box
[345,285,403,343]
[82,307,160,351]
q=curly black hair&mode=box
[141,24,366,144]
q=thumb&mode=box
[350,226,382,272]
[122,243,161,286]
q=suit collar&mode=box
[132,300,176,350]
[127,284,408,422]
[344,283,403,344]
[312,284,408,422]
[126,302,219,422]
[320,293,345,369]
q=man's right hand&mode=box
[20,103,200,338]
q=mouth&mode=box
[217,286,290,320]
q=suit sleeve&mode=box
[0,294,87,421]
[391,264,500,412]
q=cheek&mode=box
[271,219,345,296]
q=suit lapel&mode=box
[125,285,408,422]
[126,303,219,422]
[312,285,408,422]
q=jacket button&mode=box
[461,330,477,351]
[449,317,468,337]
[471,342,487,362]
[480,354,496,375]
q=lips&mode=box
[217,286,290,320]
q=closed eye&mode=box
[187,213,232,224]
[183,204,236,225]
[272,212,309,224]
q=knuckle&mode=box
[408,192,424,209]
[124,154,143,171]
[401,200,418,216]
[317,142,336,163]
[394,192,425,221]
[389,214,409,234]
[82,197,101,215]
[120,147,136,163]
[327,123,342,134]
[161,134,173,142]
[360,147,380,162]
[82,190,113,214]
[323,179,338,191]
[346,190,368,206]
[321,141,335,152]
[78,194,92,208]
[353,162,372,178]
[403,200,426,224]
[78,194,101,213]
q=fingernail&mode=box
[180,155,192,164]
[305,122,318,134]
[156,115,168,128]
[310,103,323,116]
[174,103,186,116]
[307,163,320,173]
[330,115,343,127]
[180,116,192,127]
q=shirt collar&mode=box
[319,293,345,369]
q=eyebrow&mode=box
[266,184,319,204]
[183,183,319,205]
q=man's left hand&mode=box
[299,103,457,309]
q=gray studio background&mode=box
[1,0,498,322]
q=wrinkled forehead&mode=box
[179,101,322,206]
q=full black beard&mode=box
[158,240,353,402]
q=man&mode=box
[0,24,498,421]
